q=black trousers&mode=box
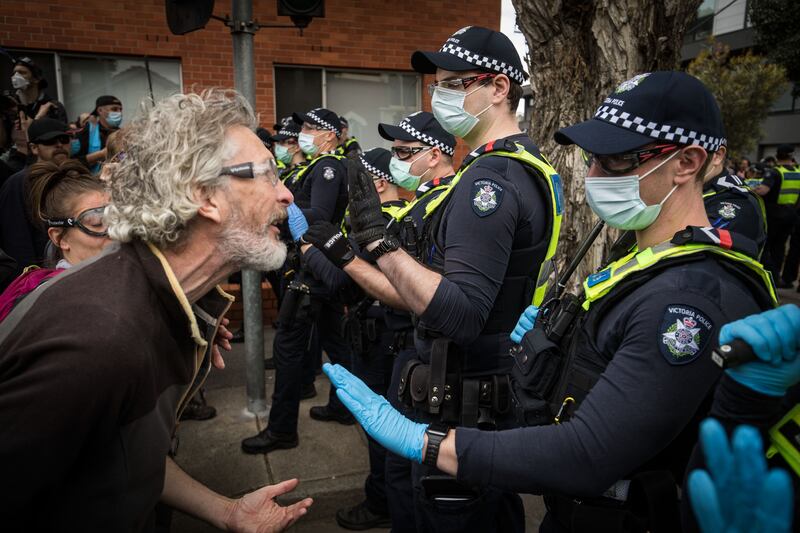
[267,297,352,435]
[351,324,396,515]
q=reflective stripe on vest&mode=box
[432,142,563,306]
[342,201,408,236]
[583,242,777,310]
[392,180,455,222]
[777,165,800,205]
[766,403,800,478]
[290,153,345,188]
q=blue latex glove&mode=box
[287,203,309,242]
[688,418,793,533]
[323,363,427,463]
[510,305,539,344]
[721,304,800,396]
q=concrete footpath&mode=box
[170,327,546,532]
[171,287,800,532]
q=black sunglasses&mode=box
[582,144,681,175]
[36,135,71,146]
[391,146,432,161]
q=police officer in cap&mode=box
[323,71,777,533]
[328,25,564,532]
[241,108,354,454]
[271,117,305,181]
[298,147,406,529]
[300,111,458,531]
[761,144,800,286]
[337,115,362,158]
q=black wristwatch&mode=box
[369,234,400,261]
[423,423,450,467]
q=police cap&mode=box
[378,111,456,157]
[777,144,795,157]
[293,108,342,137]
[555,71,726,155]
[411,26,528,85]
[271,116,301,141]
[359,147,394,183]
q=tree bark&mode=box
[513,0,701,288]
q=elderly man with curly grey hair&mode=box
[0,89,310,531]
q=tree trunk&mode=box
[513,0,701,289]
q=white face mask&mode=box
[584,149,681,230]
[431,84,492,138]
[11,73,29,90]
[298,132,319,156]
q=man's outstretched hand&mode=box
[223,478,312,533]
[346,159,385,248]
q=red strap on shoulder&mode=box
[717,229,733,249]
[485,140,495,152]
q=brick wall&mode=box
[0,1,500,128]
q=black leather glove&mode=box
[346,158,385,248]
[302,221,356,269]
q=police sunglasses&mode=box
[391,146,432,161]
[581,144,681,175]
[219,160,279,187]
[46,206,109,237]
[427,73,497,96]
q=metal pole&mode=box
[230,0,267,417]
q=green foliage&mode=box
[688,41,787,157]
[748,0,800,81]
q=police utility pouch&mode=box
[510,325,563,426]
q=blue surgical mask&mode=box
[274,143,294,164]
[389,149,432,191]
[584,150,681,230]
[70,138,81,156]
[106,111,123,128]
[298,132,319,157]
[431,85,492,138]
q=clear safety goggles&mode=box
[46,205,108,237]
[219,160,280,187]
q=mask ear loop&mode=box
[639,149,682,208]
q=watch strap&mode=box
[423,423,449,467]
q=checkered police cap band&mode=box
[594,105,726,152]
[359,155,393,183]
[439,43,526,85]
[307,110,341,136]
[398,119,455,156]
[278,127,298,137]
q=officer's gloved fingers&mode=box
[324,363,374,401]
[523,305,539,321]
[753,469,793,533]
[699,419,734,486]
[335,388,368,426]
[730,425,767,526]
[287,203,302,218]
[510,326,525,344]
[687,470,725,533]
[771,304,800,361]
[720,320,775,365]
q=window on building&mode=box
[771,82,800,114]
[687,0,716,41]
[3,49,181,124]
[275,66,421,150]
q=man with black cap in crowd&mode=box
[0,117,70,271]
[759,144,800,286]
[336,115,362,159]
[324,71,777,533]
[303,110,457,530]
[241,107,354,454]
[76,95,123,171]
[11,56,67,123]
[331,26,564,532]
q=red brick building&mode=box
[1,0,499,147]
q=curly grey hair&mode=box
[105,89,257,247]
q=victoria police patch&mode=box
[717,202,739,220]
[471,179,504,217]
[323,166,335,180]
[659,304,714,365]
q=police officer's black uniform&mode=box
[242,108,353,453]
[760,147,800,285]
[702,171,767,256]
[336,116,362,159]
[451,71,777,533]
[372,27,564,533]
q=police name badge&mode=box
[717,202,739,220]
[659,304,714,365]
[471,179,504,217]
[323,166,335,180]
